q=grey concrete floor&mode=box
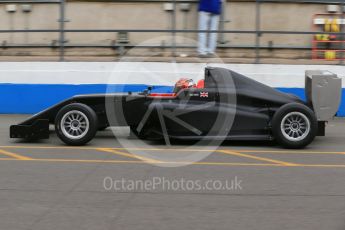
[0,115,344,230]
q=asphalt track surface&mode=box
[0,115,345,230]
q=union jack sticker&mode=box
[200,92,208,98]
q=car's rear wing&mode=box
[305,70,342,121]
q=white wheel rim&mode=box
[280,112,310,142]
[60,110,89,140]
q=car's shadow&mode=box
[143,139,277,148]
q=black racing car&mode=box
[10,67,341,148]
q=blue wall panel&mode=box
[0,84,344,116]
[0,84,172,114]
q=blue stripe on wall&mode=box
[0,84,172,114]
[0,84,344,116]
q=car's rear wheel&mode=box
[272,103,317,149]
[55,103,98,146]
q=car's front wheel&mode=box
[55,103,98,146]
[272,103,317,149]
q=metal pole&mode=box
[255,0,261,64]
[9,13,14,44]
[219,0,228,44]
[340,0,344,65]
[24,13,29,44]
[59,0,65,61]
[172,0,176,60]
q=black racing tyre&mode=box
[55,103,98,146]
[271,103,317,149]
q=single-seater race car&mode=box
[10,67,342,148]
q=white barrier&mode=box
[0,62,344,88]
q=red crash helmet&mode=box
[173,78,195,93]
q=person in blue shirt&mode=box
[198,0,222,57]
